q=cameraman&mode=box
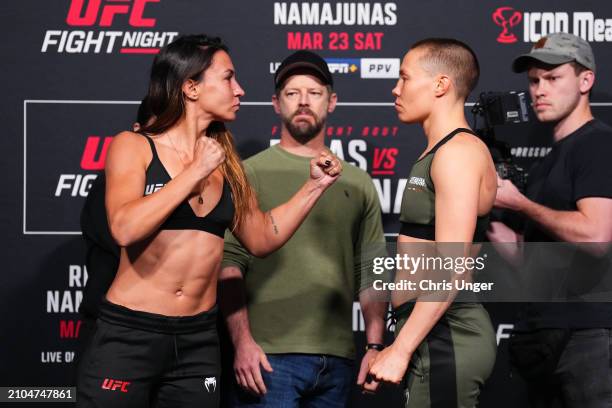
[489,32,612,407]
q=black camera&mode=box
[472,91,530,191]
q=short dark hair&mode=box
[410,38,480,100]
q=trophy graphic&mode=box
[493,7,523,44]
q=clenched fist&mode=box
[190,136,226,180]
[368,345,410,385]
[310,150,342,189]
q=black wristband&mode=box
[365,343,385,351]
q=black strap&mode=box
[138,133,160,169]
[427,127,477,156]
[426,128,478,192]
[138,133,159,161]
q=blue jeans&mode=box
[231,353,354,408]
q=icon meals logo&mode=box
[492,6,612,43]
[492,6,522,44]
[41,0,179,54]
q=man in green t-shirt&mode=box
[219,50,387,407]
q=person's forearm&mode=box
[518,196,604,242]
[262,178,328,252]
[393,301,451,356]
[490,240,523,267]
[241,179,328,257]
[108,168,199,246]
[487,221,524,267]
[359,288,387,344]
[218,266,254,347]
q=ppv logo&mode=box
[67,0,158,27]
[360,58,399,78]
[492,6,522,44]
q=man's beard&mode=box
[283,107,325,144]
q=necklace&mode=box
[167,134,205,205]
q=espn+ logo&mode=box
[41,0,179,54]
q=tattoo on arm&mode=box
[268,211,279,235]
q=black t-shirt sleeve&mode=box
[571,132,612,202]
[80,174,120,257]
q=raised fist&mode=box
[190,136,226,180]
[310,150,342,189]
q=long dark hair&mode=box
[140,34,253,231]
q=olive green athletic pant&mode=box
[394,303,496,408]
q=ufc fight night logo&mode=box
[54,135,111,198]
[41,0,179,54]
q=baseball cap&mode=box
[512,32,595,73]
[274,50,333,89]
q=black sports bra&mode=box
[141,135,235,238]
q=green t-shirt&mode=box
[223,144,385,359]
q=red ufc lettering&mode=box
[81,136,113,170]
[129,0,159,27]
[99,2,130,27]
[66,0,158,27]
[66,0,101,26]
[102,379,130,392]
[373,148,398,170]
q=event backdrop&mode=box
[2,0,612,406]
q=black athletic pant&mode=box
[76,299,220,407]
[522,329,612,408]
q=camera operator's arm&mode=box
[486,220,524,267]
[495,177,612,253]
[495,132,612,250]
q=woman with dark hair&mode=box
[76,34,342,408]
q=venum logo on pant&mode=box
[203,377,216,393]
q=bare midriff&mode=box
[392,234,484,308]
[106,229,223,316]
[391,234,432,308]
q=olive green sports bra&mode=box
[399,128,490,242]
